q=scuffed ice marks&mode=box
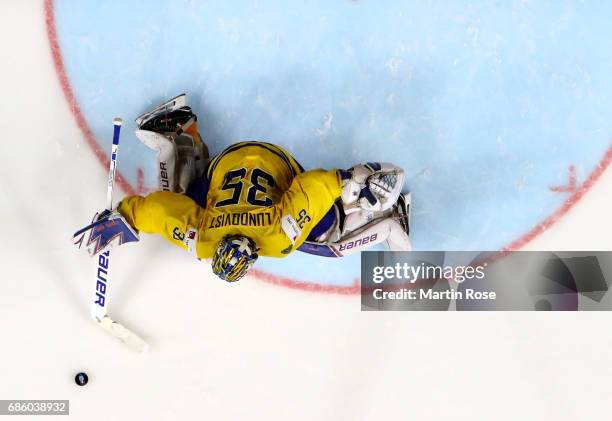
[314,113,334,138]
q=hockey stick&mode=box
[90,118,148,352]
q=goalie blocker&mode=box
[73,209,139,257]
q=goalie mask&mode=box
[212,236,259,282]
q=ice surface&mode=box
[53,0,612,286]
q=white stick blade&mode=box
[97,315,149,353]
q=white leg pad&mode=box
[330,217,411,256]
[385,219,412,251]
[135,130,177,192]
[175,134,197,194]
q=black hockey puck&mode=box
[75,372,88,386]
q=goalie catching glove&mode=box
[73,209,139,257]
[340,162,405,212]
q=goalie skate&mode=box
[394,192,411,236]
[134,93,187,127]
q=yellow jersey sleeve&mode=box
[118,191,205,252]
[275,169,342,247]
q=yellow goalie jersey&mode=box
[118,141,342,258]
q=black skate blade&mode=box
[135,93,187,125]
[396,192,411,236]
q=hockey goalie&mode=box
[74,94,412,282]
